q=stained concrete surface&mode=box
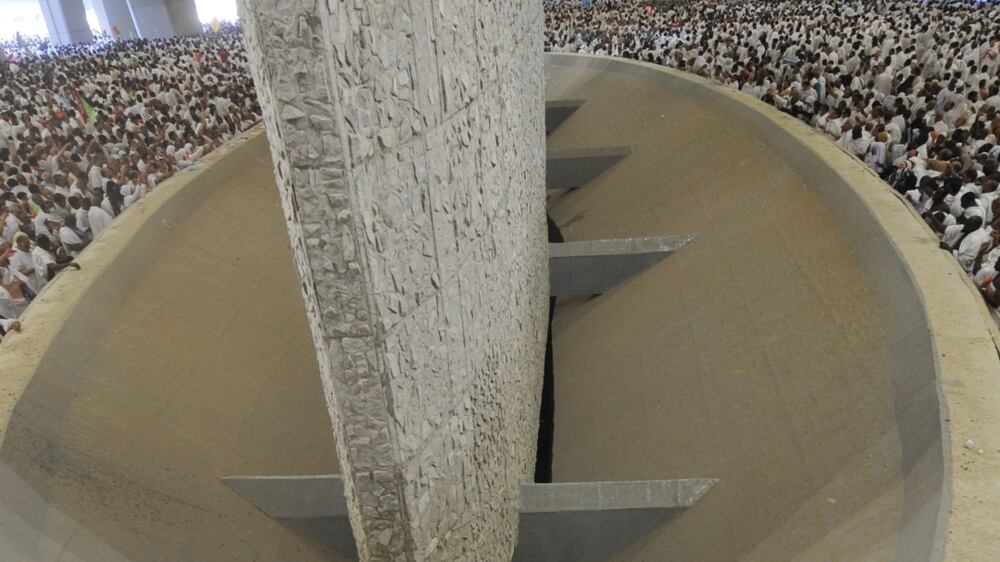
[547,60,903,560]
[0,130,342,561]
[545,54,1000,561]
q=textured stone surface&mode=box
[237,1,547,560]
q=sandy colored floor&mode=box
[0,132,342,561]
[546,59,908,561]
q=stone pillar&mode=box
[127,0,199,38]
[92,0,139,39]
[38,0,93,45]
[125,0,173,38]
[163,0,201,36]
[238,0,547,560]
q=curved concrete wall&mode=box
[545,54,1000,561]
[1,53,996,562]
[0,129,342,561]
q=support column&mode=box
[127,0,199,38]
[38,0,93,45]
[163,0,201,36]
[125,0,173,38]
[238,0,547,561]
[92,0,138,39]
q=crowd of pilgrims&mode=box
[3,2,1000,340]
[546,0,1000,320]
[0,30,261,341]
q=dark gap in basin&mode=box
[535,214,563,483]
